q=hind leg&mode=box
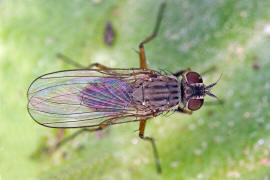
[53,125,108,151]
[57,53,111,70]
[138,119,162,173]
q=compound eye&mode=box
[186,72,203,83]
[187,99,204,111]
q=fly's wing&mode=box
[27,69,151,128]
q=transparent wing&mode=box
[27,69,152,128]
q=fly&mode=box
[27,1,219,173]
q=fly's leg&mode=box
[139,119,162,173]
[176,107,192,114]
[53,125,107,152]
[56,53,85,68]
[137,2,166,173]
[57,53,111,70]
[200,65,217,76]
[173,68,191,77]
[88,63,110,70]
[138,1,167,69]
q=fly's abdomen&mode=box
[132,75,181,111]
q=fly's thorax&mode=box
[131,74,181,112]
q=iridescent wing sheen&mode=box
[27,69,152,128]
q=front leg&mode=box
[176,107,192,114]
[173,68,191,77]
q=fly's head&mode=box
[180,72,218,111]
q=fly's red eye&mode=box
[187,99,204,111]
[186,72,203,83]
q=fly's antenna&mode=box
[205,73,222,90]
[205,73,222,99]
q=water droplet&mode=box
[266,123,270,130]
[92,0,102,3]
[134,158,141,165]
[264,82,270,89]
[264,24,270,36]
[131,138,138,145]
[258,139,264,145]
[45,37,54,45]
[234,101,241,108]
[198,119,205,125]
[243,112,250,118]
[170,161,179,168]
[197,173,204,179]
[243,148,250,156]
[214,136,224,143]
[239,160,245,166]
[240,11,248,18]
[209,121,220,129]
[264,149,269,156]
[178,42,191,53]
[260,158,270,166]
[201,141,208,148]
[228,121,234,127]
[189,124,196,130]
[142,157,150,164]
[256,117,265,124]
[227,170,240,178]
[226,89,234,97]
[194,149,202,155]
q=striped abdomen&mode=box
[131,74,181,112]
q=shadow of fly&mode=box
[27,1,219,173]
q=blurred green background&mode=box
[1,0,270,179]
